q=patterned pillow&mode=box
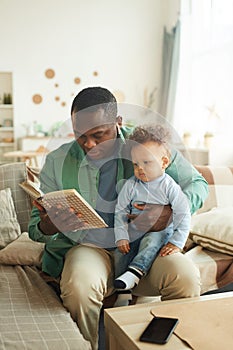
[0,188,21,248]
[190,207,233,256]
[0,162,32,232]
[0,232,44,266]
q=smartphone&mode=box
[139,316,179,344]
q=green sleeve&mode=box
[28,206,57,243]
[166,149,209,214]
[28,154,60,243]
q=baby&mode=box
[114,124,191,306]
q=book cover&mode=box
[19,181,108,230]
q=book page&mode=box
[42,189,108,230]
[19,181,42,200]
[19,181,108,230]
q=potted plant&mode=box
[204,131,214,148]
[183,131,192,147]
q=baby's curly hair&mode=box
[129,124,170,145]
[129,124,171,158]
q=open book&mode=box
[19,180,108,230]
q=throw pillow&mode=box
[0,162,32,232]
[0,188,21,249]
[0,232,44,267]
[190,207,233,256]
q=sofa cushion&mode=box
[0,265,91,350]
[190,207,233,256]
[0,232,44,266]
[186,246,233,294]
[0,188,21,248]
[0,162,32,232]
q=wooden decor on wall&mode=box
[74,77,81,84]
[32,67,125,109]
[45,69,55,79]
[32,94,43,104]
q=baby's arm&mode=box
[117,239,130,254]
[114,178,136,248]
[159,175,191,256]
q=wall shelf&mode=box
[0,127,14,131]
[0,104,13,109]
[0,72,16,163]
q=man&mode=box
[29,87,208,350]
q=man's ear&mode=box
[116,116,123,127]
[162,156,170,169]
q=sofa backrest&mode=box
[0,162,32,232]
[0,162,232,233]
[194,165,233,214]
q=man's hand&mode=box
[117,239,130,254]
[159,242,181,256]
[127,203,172,233]
[33,200,88,236]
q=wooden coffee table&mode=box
[104,292,233,350]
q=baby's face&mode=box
[131,141,169,182]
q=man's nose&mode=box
[84,138,97,149]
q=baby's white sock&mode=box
[114,267,143,290]
[114,291,132,307]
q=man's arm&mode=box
[28,205,56,243]
[28,155,61,242]
[127,203,173,232]
[166,149,209,214]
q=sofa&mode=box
[0,162,232,349]
[185,165,233,293]
[0,162,91,350]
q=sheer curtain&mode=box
[173,0,233,159]
[158,20,180,124]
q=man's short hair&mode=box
[71,87,117,123]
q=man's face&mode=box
[72,108,118,160]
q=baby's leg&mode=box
[115,228,172,290]
[113,238,141,306]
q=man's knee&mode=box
[60,268,94,302]
[60,246,114,309]
[134,253,201,300]
[151,254,201,300]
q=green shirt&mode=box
[28,127,208,277]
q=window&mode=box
[174,0,233,161]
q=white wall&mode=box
[0,0,180,138]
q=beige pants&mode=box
[60,245,200,350]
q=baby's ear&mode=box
[162,156,170,169]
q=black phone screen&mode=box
[139,316,179,344]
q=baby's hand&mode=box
[159,242,181,257]
[117,239,130,254]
